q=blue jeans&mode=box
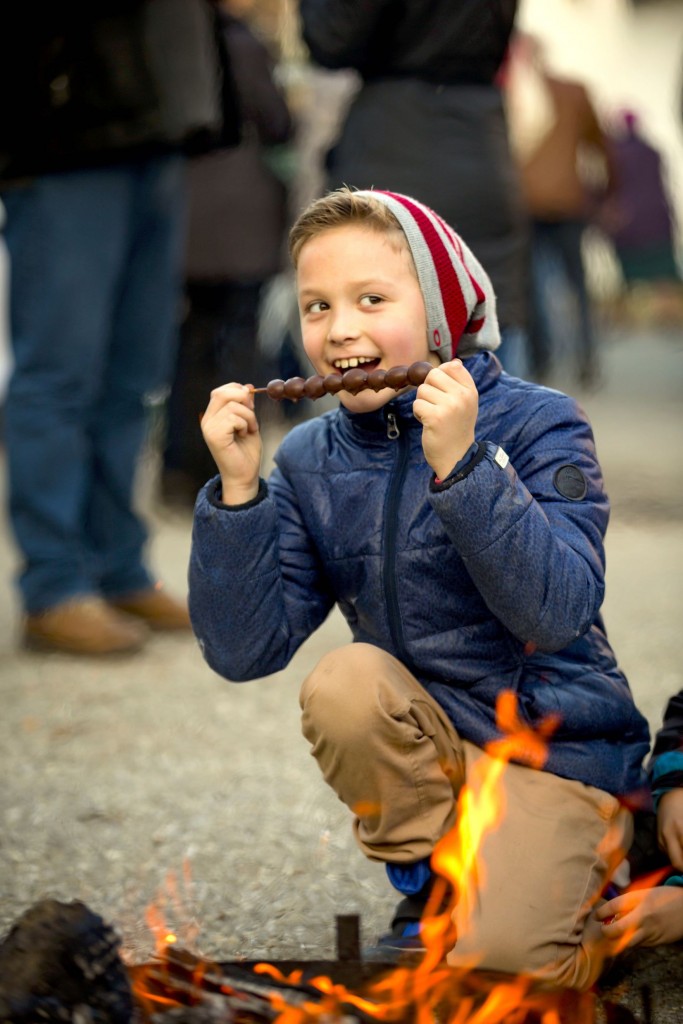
[2,156,186,613]
[495,324,530,380]
[529,218,597,381]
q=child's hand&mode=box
[658,789,683,870]
[200,383,262,505]
[597,886,683,948]
[413,360,478,481]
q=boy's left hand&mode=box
[413,360,478,481]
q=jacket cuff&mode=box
[650,751,683,808]
[430,441,486,492]
[207,476,268,511]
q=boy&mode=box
[598,690,683,947]
[189,188,650,989]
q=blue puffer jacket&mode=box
[189,353,650,796]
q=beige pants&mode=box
[300,643,632,990]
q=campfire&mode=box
[0,899,650,1024]
[0,695,654,1024]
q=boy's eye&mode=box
[360,294,383,306]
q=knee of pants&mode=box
[447,768,629,991]
[300,644,390,749]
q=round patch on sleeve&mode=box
[553,464,588,501]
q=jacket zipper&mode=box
[384,410,410,664]
[386,412,400,440]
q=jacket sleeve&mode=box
[224,20,293,146]
[188,474,335,682]
[649,691,683,802]
[429,394,609,652]
[299,0,393,69]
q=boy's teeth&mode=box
[335,357,374,369]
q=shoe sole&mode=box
[106,604,192,632]
[362,943,427,964]
[22,633,148,657]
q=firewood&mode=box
[0,899,133,1024]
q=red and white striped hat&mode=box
[355,190,500,362]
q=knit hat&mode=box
[354,190,500,361]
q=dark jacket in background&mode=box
[184,11,293,283]
[0,0,237,185]
[600,124,680,282]
[299,0,528,332]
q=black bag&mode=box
[143,0,242,152]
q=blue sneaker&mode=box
[364,864,453,963]
[363,895,429,962]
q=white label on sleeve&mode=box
[494,446,509,469]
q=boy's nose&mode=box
[327,309,360,344]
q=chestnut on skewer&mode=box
[252,360,434,402]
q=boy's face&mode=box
[296,224,438,413]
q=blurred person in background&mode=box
[160,0,294,511]
[599,109,683,326]
[0,1,239,655]
[504,32,614,389]
[298,0,531,380]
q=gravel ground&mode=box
[1,326,682,1017]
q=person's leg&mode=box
[162,281,224,501]
[494,325,530,380]
[214,280,264,388]
[448,742,632,990]
[528,220,559,382]
[89,155,187,598]
[3,171,138,612]
[300,646,631,988]
[300,643,466,862]
[554,219,600,386]
[162,277,266,505]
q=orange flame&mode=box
[420,691,559,973]
[130,860,204,1014]
[141,861,198,956]
[130,694,605,1023]
[251,693,584,1024]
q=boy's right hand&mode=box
[658,789,683,870]
[200,383,262,505]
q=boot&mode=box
[107,585,191,631]
[24,596,149,655]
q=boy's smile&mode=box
[296,224,438,412]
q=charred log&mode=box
[0,899,133,1024]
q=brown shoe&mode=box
[24,596,149,655]
[107,585,191,631]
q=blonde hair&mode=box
[289,187,408,267]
